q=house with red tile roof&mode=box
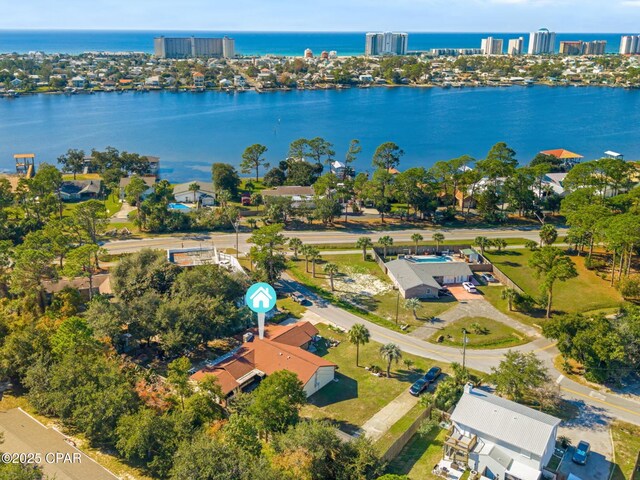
[190,322,336,398]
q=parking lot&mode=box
[0,408,118,480]
[557,401,614,480]
[447,284,482,301]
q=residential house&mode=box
[445,385,561,480]
[173,180,215,206]
[190,322,336,399]
[193,72,205,88]
[261,185,315,207]
[71,76,86,88]
[59,180,102,201]
[118,176,156,200]
[385,257,473,299]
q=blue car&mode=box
[409,378,429,396]
[572,441,590,465]
[423,366,442,384]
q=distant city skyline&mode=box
[2,0,639,32]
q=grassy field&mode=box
[484,249,624,315]
[611,421,640,480]
[311,237,533,251]
[385,427,449,479]
[428,316,530,349]
[375,403,426,454]
[276,296,307,318]
[301,324,468,433]
[287,254,456,332]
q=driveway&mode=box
[557,401,614,480]
[447,284,481,302]
[0,408,118,480]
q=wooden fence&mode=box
[380,406,433,462]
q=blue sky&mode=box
[2,0,639,32]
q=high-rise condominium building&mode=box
[559,40,607,55]
[481,37,504,55]
[365,32,409,56]
[507,37,524,56]
[154,36,236,59]
[528,28,556,55]
[620,35,640,54]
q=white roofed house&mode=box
[173,181,216,206]
[444,385,561,480]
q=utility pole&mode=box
[232,217,241,259]
[395,287,400,324]
[462,328,468,371]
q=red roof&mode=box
[540,149,583,159]
[191,322,335,395]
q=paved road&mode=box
[104,226,568,255]
[0,408,119,480]
[282,276,640,427]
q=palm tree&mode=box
[501,288,518,311]
[356,237,373,261]
[378,235,394,258]
[188,182,200,206]
[474,236,490,256]
[404,298,421,320]
[539,224,558,246]
[411,233,423,254]
[217,189,232,208]
[529,246,578,318]
[300,244,311,273]
[348,324,370,367]
[380,343,402,378]
[324,262,339,291]
[247,218,257,229]
[432,232,445,252]
[493,238,508,252]
[525,240,538,251]
[289,238,303,259]
[309,248,321,278]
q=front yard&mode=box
[611,421,640,480]
[288,254,456,332]
[484,249,624,316]
[428,316,530,349]
[301,324,467,434]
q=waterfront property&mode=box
[540,148,584,169]
[190,322,336,399]
[261,185,315,207]
[385,256,474,299]
[444,384,560,480]
[154,35,235,59]
[173,180,216,205]
[59,179,102,200]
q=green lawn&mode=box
[312,237,532,251]
[301,325,463,434]
[428,316,529,349]
[375,403,426,454]
[288,254,456,332]
[611,421,640,480]
[276,296,307,318]
[484,249,624,315]
[385,427,449,479]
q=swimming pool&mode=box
[409,255,453,263]
[169,203,192,211]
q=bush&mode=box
[513,292,537,313]
[618,275,640,300]
[584,257,606,271]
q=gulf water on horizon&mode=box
[0,30,631,55]
[1,86,639,183]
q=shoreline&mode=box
[3,81,639,100]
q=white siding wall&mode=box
[303,366,335,397]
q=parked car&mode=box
[423,366,442,384]
[572,441,590,465]
[462,282,477,293]
[409,378,429,396]
[290,292,306,304]
[481,273,497,283]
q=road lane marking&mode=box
[556,374,565,384]
[560,386,640,419]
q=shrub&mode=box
[618,275,640,301]
[513,292,537,313]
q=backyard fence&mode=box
[380,406,433,462]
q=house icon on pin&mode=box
[249,286,273,310]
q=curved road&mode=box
[281,276,640,427]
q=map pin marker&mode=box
[245,283,277,339]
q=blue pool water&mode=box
[168,203,191,211]
[410,255,453,263]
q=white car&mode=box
[462,282,477,293]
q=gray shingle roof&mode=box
[451,388,560,457]
[173,181,215,196]
[385,259,473,291]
